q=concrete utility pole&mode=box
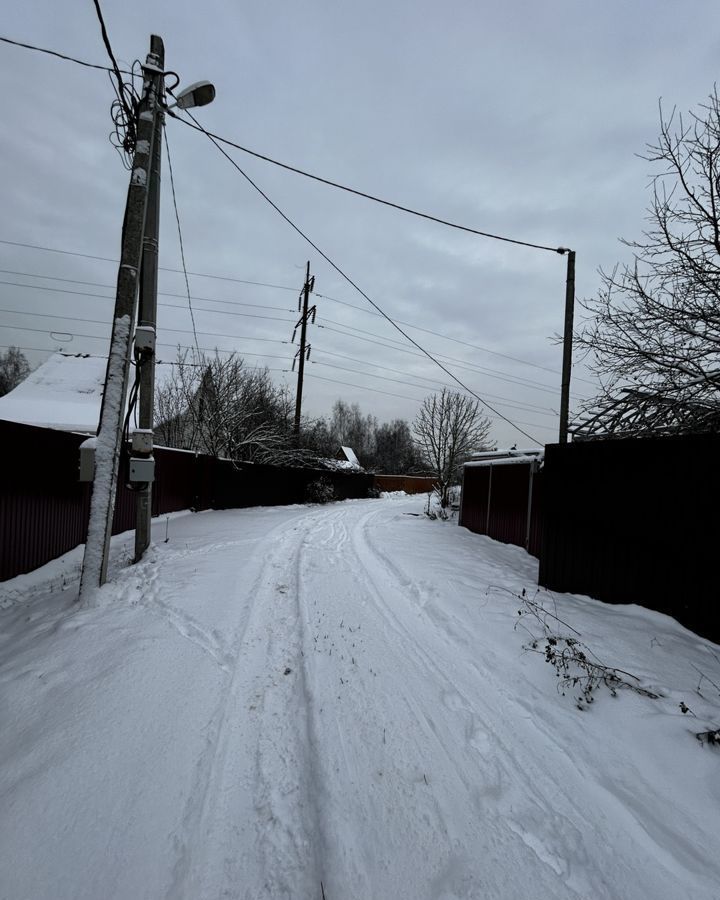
[293,261,316,434]
[558,248,576,444]
[135,39,165,562]
[79,36,165,603]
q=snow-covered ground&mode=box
[1,495,719,899]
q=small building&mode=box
[459,448,544,556]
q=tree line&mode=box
[154,348,492,492]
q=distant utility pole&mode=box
[558,249,576,444]
[292,261,316,434]
[79,36,165,603]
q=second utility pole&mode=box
[135,38,165,561]
[293,261,315,434]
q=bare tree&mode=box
[155,349,298,463]
[0,347,31,397]
[575,89,720,437]
[374,419,426,474]
[413,389,493,507]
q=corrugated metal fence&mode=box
[0,420,373,581]
[539,434,720,643]
[459,460,543,557]
[373,475,436,494]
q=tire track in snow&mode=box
[164,508,328,899]
[312,505,600,895]
[251,507,352,898]
[349,504,718,898]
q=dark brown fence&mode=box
[0,420,373,582]
[373,475,436,494]
[539,434,720,643]
[459,461,543,557]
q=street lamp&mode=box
[168,80,216,110]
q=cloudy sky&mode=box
[2,0,719,446]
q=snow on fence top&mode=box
[464,447,544,468]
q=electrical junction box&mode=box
[131,429,154,454]
[134,325,156,353]
[129,456,155,483]
[78,444,95,482]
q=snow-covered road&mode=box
[2,496,719,899]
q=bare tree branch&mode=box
[575,88,720,437]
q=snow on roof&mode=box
[339,446,361,467]
[0,353,106,434]
[0,352,179,435]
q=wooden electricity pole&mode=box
[79,36,165,603]
[293,261,315,434]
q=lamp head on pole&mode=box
[167,80,216,110]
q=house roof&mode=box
[0,353,106,434]
[338,446,361,467]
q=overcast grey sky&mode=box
[2,0,719,446]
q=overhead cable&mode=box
[172,113,567,255]
[0,34,128,73]
[164,124,200,355]
[177,109,542,443]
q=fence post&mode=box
[525,462,535,551]
[485,465,493,536]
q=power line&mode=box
[2,328,293,362]
[316,289,596,385]
[310,359,559,419]
[0,343,290,375]
[2,37,566,254]
[179,110,542,444]
[0,243,591,385]
[0,34,127,73]
[172,113,567,256]
[304,372,558,433]
[0,269,293,312]
[317,323,581,399]
[164,123,200,354]
[0,239,297,291]
[0,306,289,345]
[312,349,559,415]
[0,279,295,323]
[0,298,564,410]
[90,0,125,85]
[2,324,288,363]
[319,314,567,391]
